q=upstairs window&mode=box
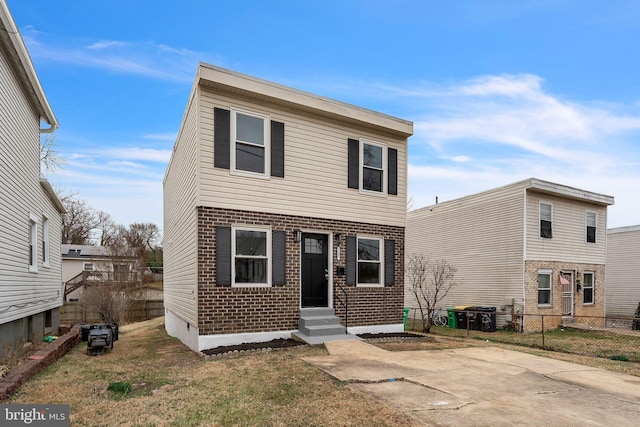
[540,202,552,239]
[347,138,397,195]
[361,142,385,193]
[357,237,382,286]
[538,270,552,306]
[586,212,596,243]
[28,214,38,273]
[83,262,94,271]
[583,272,594,304]
[214,107,284,178]
[232,109,270,176]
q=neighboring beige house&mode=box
[61,244,138,301]
[164,63,412,351]
[606,225,640,318]
[406,178,614,331]
[0,0,63,361]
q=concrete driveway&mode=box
[303,340,640,426]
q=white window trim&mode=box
[231,225,272,288]
[586,211,597,244]
[539,202,553,239]
[83,262,94,271]
[359,139,387,196]
[28,213,38,273]
[230,108,271,179]
[583,271,595,305]
[537,269,552,307]
[356,235,384,287]
[42,215,50,268]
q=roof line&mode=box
[0,0,58,130]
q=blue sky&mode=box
[8,0,640,231]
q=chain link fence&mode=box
[405,307,640,362]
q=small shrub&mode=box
[609,354,630,362]
[107,381,132,397]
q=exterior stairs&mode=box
[292,308,361,345]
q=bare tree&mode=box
[407,254,458,333]
[123,222,161,266]
[40,134,65,175]
[94,211,120,247]
[60,194,99,244]
[81,284,128,326]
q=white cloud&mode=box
[20,29,213,83]
[103,147,172,163]
[401,74,640,227]
[88,40,128,50]
[143,132,177,142]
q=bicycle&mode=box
[430,308,448,327]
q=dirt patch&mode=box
[358,332,428,340]
[201,338,305,357]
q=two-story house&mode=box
[164,63,413,351]
[406,178,614,331]
[605,225,640,319]
[0,0,63,361]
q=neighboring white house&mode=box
[61,244,138,301]
[606,225,640,318]
[406,178,614,331]
[164,63,412,351]
[0,0,63,361]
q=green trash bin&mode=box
[447,307,457,329]
[403,307,410,330]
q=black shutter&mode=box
[214,107,230,169]
[272,230,286,285]
[271,120,285,178]
[387,148,397,196]
[216,226,232,286]
[384,239,395,286]
[347,138,359,189]
[345,236,356,285]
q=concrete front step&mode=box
[299,307,336,317]
[299,315,342,328]
[293,307,361,345]
[299,323,346,337]
[292,331,361,345]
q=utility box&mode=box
[446,307,457,329]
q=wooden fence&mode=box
[60,300,164,325]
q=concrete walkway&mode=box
[303,339,640,426]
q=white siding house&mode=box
[406,178,613,331]
[0,0,63,361]
[606,225,640,318]
[164,63,412,351]
[61,244,138,301]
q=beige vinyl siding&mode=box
[525,190,608,264]
[406,183,525,311]
[606,226,640,317]
[0,48,63,325]
[197,88,407,227]
[163,88,200,326]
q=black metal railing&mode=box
[335,283,348,334]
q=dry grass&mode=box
[8,318,417,427]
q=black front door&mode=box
[301,233,329,307]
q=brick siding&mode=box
[524,260,606,330]
[197,206,405,335]
[0,325,81,401]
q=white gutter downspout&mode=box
[40,122,57,133]
[522,186,528,315]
